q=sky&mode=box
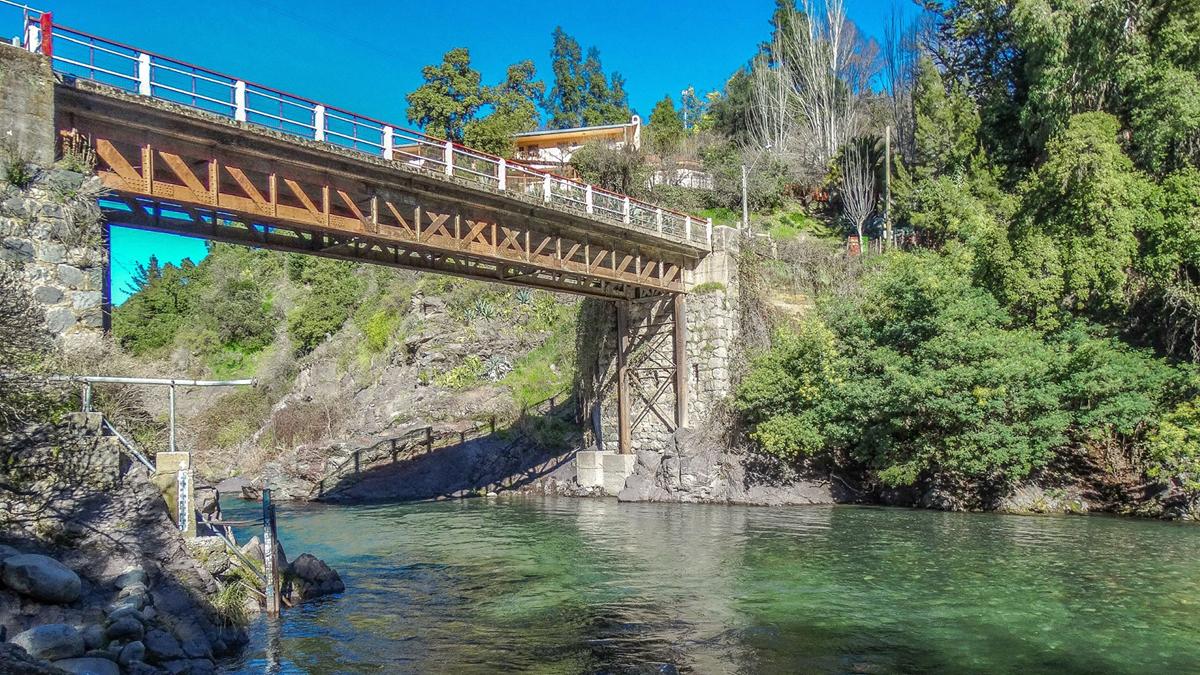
[29,0,895,303]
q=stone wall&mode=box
[1,169,108,349]
[0,43,108,349]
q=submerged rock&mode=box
[2,554,82,604]
[53,656,120,675]
[286,553,345,601]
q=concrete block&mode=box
[602,453,636,496]
[155,452,190,474]
[576,466,604,489]
[575,450,604,470]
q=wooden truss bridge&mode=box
[9,8,720,453]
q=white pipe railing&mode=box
[41,21,713,250]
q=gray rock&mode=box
[179,635,211,659]
[286,553,345,601]
[119,641,146,666]
[105,616,144,642]
[44,306,76,334]
[107,592,146,613]
[161,660,191,675]
[57,264,85,287]
[119,581,148,599]
[2,554,82,604]
[125,662,163,675]
[11,623,86,661]
[70,291,102,311]
[33,285,63,303]
[52,656,121,675]
[142,629,183,663]
[82,649,118,661]
[0,543,21,561]
[47,169,86,192]
[104,605,144,623]
[80,624,106,650]
[39,242,66,264]
[113,566,147,590]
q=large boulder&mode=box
[113,566,146,590]
[51,657,120,675]
[2,554,82,604]
[104,616,144,642]
[286,554,345,601]
[11,623,86,661]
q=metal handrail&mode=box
[101,417,154,472]
[31,19,713,249]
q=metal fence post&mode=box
[382,125,394,160]
[313,105,326,142]
[137,53,151,96]
[623,197,631,224]
[497,158,506,191]
[38,12,51,57]
[443,141,454,176]
[262,488,280,616]
[542,174,551,203]
[234,80,247,122]
[585,185,593,214]
[168,384,176,454]
[81,382,92,413]
[426,426,433,453]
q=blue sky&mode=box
[36,0,896,303]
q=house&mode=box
[512,116,641,176]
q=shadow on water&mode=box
[225,499,1200,674]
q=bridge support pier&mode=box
[579,226,739,469]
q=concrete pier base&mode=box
[576,450,605,489]
[601,453,636,496]
[575,451,637,496]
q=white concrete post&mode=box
[497,158,507,190]
[542,173,551,202]
[234,80,247,122]
[24,22,39,53]
[685,216,692,242]
[623,196,631,224]
[707,217,713,247]
[443,140,454,176]
[313,105,326,141]
[137,53,152,96]
[656,208,663,234]
[382,125,394,160]
[585,185,594,214]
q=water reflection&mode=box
[225,499,1200,674]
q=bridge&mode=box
[2,5,738,470]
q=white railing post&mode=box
[656,208,663,234]
[707,217,713,247]
[137,53,151,96]
[382,125,394,160]
[497,158,506,190]
[685,216,692,242]
[542,173,551,202]
[313,105,326,142]
[24,22,39,53]
[443,141,454,176]
[623,197,631,224]
[234,80,247,122]
[585,185,593,214]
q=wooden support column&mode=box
[673,294,689,430]
[616,300,631,454]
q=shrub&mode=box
[436,355,486,389]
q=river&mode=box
[223,497,1200,674]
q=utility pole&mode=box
[741,164,749,233]
[884,125,892,244]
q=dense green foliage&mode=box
[730,0,1200,504]
[544,27,629,129]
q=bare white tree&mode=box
[749,0,881,187]
[882,3,918,163]
[840,144,876,244]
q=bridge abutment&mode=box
[575,227,740,492]
[1,43,109,351]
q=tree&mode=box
[709,69,755,146]
[1005,112,1154,328]
[839,142,876,242]
[544,28,629,129]
[912,57,980,176]
[569,141,648,197]
[646,96,684,157]
[464,60,545,157]
[405,47,484,142]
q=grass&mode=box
[699,206,740,226]
[691,281,726,295]
[759,202,838,240]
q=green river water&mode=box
[225,498,1200,674]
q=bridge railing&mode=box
[23,17,712,250]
